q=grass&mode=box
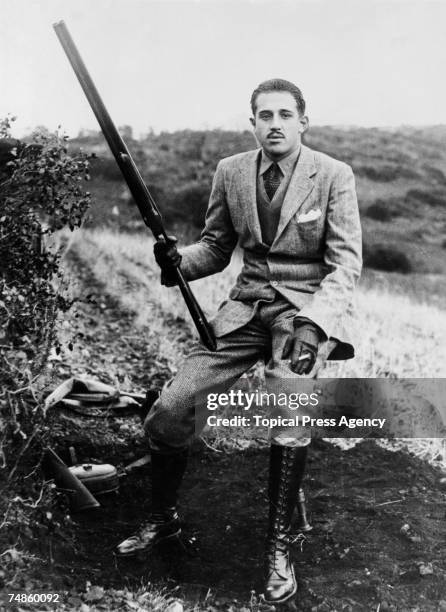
[65,228,446,379]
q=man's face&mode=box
[250,91,308,159]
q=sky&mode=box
[1,0,446,138]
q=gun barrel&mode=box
[53,20,216,351]
[53,20,163,234]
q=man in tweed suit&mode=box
[117,79,362,604]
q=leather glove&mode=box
[282,321,323,375]
[153,235,182,287]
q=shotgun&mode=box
[53,20,217,351]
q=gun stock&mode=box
[43,448,100,512]
[53,20,216,351]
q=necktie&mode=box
[263,163,282,201]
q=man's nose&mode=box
[270,113,282,130]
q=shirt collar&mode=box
[259,145,301,177]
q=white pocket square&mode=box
[297,208,322,223]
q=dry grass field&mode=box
[64,229,446,378]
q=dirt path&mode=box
[5,241,446,612]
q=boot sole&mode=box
[114,527,182,558]
[263,564,297,605]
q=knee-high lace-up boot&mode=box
[116,449,188,556]
[264,445,308,604]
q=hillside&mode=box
[69,125,446,274]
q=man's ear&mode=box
[299,115,309,133]
[249,116,256,128]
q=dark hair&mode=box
[250,79,306,116]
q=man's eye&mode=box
[281,113,293,119]
[259,114,271,120]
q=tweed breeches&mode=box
[144,298,334,453]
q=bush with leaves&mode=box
[0,116,90,585]
[363,242,413,274]
[365,199,395,222]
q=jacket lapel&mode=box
[273,145,317,245]
[238,149,265,245]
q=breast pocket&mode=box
[290,215,325,253]
[296,217,320,234]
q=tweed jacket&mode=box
[179,144,362,360]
